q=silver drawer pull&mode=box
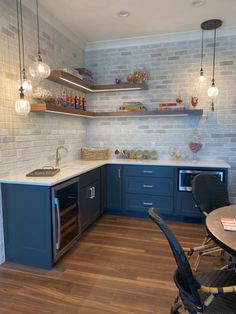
[143,202,153,206]
[143,184,153,188]
[143,170,153,173]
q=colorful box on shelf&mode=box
[159,103,185,110]
[117,102,148,112]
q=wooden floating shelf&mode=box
[47,70,148,93]
[30,103,203,119]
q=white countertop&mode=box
[0,159,230,186]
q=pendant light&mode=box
[29,0,51,79]
[201,19,222,98]
[18,0,32,95]
[198,29,205,83]
[15,0,30,116]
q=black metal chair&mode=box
[190,173,230,271]
[148,207,236,314]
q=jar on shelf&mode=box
[188,129,202,161]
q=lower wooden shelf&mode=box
[30,103,203,118]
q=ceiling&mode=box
[39,0,236,43]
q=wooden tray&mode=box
[26,168,60,177]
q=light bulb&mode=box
[15,98,31,116]
[18,79,33,95]
[199,75,205,83]
[29,59,51,79]
[208,86,219,97]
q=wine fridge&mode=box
[51,177,80,262]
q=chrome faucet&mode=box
[55,146,68,168]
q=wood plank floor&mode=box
[0,215,225,314]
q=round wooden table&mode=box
[206,205,236,257]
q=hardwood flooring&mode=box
[0,215,225,314]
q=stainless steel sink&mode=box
[26,168,60,177]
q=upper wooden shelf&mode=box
[47,70,148,93]
[30,103,203,118]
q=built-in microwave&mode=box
[178,169,225,192]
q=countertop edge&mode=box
[0,159,231,186]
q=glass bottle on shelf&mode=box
[188,129,202,161]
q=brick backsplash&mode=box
[85,35,236,202]
[0,0,86,263]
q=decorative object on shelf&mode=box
[32,86,54,103]
[188,129,202,161]
[115,78,121,84]
[159,102,185,111]
[191,96,199,108]
[141,68,148,81]
[168,147,186,160]
[81,147,109,160]
[74,67,94,84]
[29,0,51,80]
[114,149,158,160]
[117,102,147,112]
[127,73,134,82]
[15,0,30,116]
[198,28,205,83]
[133,69,142,82]
[176,96,183,106]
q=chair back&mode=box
[148,208,202,313]
[192,173,230,215]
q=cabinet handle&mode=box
[88,187,93,199]
[143,184,153,188]
[92,186,96,199]
[54,197,61,250]
[118,168,121,179]
[143,202,153,206]
[143,170,153,174]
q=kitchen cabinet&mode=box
[80,168,101,232]
[123,165,174,217]
[106,165,123,212]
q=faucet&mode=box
[55,146,68,168]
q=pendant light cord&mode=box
[19,0,26,79]
[36,0,41,58]
[16,0,23,93]
[200,29,204,70]
[212,27,216,84]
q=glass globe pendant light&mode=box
[29,0,51,80]
[200,19,222,98]
[15,0,30,116]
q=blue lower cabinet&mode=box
[124,177,173,196]
[124,193,173,217]
[106,165,122,211]
[2,184,53,269]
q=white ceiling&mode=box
[38,0,236,43]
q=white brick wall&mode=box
[1,0,236,266]
[0,0,86,263]
[85,35,236,201]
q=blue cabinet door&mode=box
[106,165,122,211]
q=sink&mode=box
[26,168,60,177]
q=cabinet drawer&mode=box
[123,165,174,178]
[124,194,173,214]
[80,168,100,188]
[124,177,173,196]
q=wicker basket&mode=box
[81,147,109,160]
